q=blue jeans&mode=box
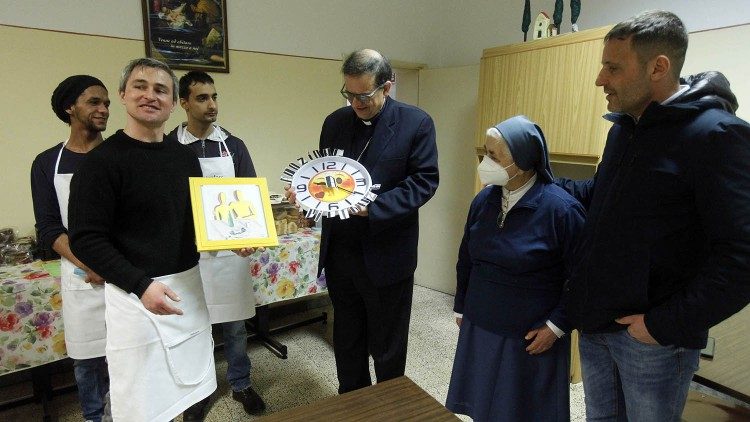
[222,320,251,392]
[579,330,700,422]
[73,356,109,422]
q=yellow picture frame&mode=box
[189,177,278,251]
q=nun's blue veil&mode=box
[494,115,554,183]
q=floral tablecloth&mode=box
[0,260,66,375]
[0,230,326,375]
[250,227,327,305]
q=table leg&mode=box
[31,367,52,422]
[0,360,77,419]
[246,305,328,359]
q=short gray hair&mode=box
[119,58,178,102]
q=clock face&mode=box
[308,170,355,203]
[281,149,377,220]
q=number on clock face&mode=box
[281,149,377,221]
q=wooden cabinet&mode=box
[475,26,613,166]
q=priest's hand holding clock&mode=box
[282,149,377,220]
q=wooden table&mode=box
[693,306,750,403]
[258,376,459,421]
[682,390,750,421]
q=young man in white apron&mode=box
[167,71,266,420]
[68,58,217,422]
[31,75,111,422]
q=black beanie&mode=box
[51,75,106,124]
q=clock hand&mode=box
[313,181,335,193]
[336,185,355,194]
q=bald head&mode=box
[342,49,392,86]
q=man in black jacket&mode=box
[305,49,439,394]
[558,10,750,421]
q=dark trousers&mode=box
[325,250,414,394]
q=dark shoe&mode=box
[183,395,212,421]
[232,386,266,414]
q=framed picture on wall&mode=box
[189,177,278,251]
[141,0,229,72]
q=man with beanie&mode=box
[69,58,216,421]
[167,71,265,419]
[31,75,110,422]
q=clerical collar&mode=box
[359,97,389,126]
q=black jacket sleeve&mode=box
[554,176,596,210]
[367,114,440,235]
[30,151,65,254]
[546,198,586,334]
[645,117,750,345]
[228,136,257,178]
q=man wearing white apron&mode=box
[68,58,216,422]
[31,75,111,422]
[167,71,265,420]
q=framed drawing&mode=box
[189,177,278,251]
[141,0,229,72]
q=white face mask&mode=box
[477,155,516,186]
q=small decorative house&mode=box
[533,11,551,40]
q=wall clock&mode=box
[281,149,377,221]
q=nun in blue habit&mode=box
[446,115,585,422]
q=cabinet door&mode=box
[476,28,612,160]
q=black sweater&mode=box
[30,143,87,254]
[68,130,202,297]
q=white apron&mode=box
[181,128,256,324]
[105,266,216,422]
[53,141,107,359]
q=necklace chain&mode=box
[356,137,372,162]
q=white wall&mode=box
[429,0,750,67]
[416,65,480,294]
[1,1,747,68]
[0,0,435,65]
[683,24,750,122]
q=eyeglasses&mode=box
[340,82,386,104]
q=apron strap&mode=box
[54,140,68,175]
[217,138,230,157]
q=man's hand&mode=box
[353,206,368,217]
[233,247,265,257]
[83,267,105,285]
[141,281,183,315]
[616,314,658,344]
[525,326,558,354]
[455,316,462,327]
[284,184,299,208]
